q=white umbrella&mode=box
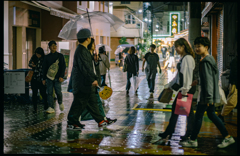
[114,47,126,54]
[96,44,112,51]
[58,11,124,40]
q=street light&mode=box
[138,9,142,13]
[144,18,148,21]
[156,25,159,28]
[149,19,151,22]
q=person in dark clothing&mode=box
[98,46,110,87]
[151,38,196,144]
[28,47,48,112]
[181,37,235,149]
[42,40,66,114]
[124,46,139,95]
[142,44,161,98]
[67,28,116,131]
[161,47,166,58]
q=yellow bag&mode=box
[221,85,238,116]
[98,86,113,100]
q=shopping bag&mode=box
[168,90,179,105]
[174,92,193,116]
[98,86,113,100]
[158,88,173,103]
[25,70,34,82]
[215,85,227,107]
[221,85,238,116]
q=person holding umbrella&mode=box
[67,28,116,130]
[98,46,110,87]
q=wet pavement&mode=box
[4,58,238,155]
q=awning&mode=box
[201,2,223,21]
[21,1,76,19]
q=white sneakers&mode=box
[45,107,55,114]
[59,103,64,111]
[180,139,198,148]
[180,136,235,148]
[45,104,64,114]
[217,136,235,148]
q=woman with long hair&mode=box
[29,47,48,112]
[151,38,196,144]
[124,46,139,95]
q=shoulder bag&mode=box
[46,53,60,80]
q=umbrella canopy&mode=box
[117,44,134,48]
[58,11,124,40]
[96,44,112,51]
[114,47,126,54]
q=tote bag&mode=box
[174,92,193,116]
[221,85,238,116]
[158,88,173,103]
[25,70,34,82]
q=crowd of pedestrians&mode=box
[28,27,236,149]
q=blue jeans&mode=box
[46,78,63,108]
[126,72,137,91]
[101,75,107,87]
[190,103,229,140]
[147,73,156,93]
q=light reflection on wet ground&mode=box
[4,59,238,155]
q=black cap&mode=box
[48,40,57,47]
[99,46,106,54]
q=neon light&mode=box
[170,12,180,36]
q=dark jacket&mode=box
[29,54,44,81]
[229,56,238,89]
[124,54,139,75]
[71,44,98,94]
[199,55,220,104]
[42,52,66,80]
[67,54,101,93]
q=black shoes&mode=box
[67,121,85,131]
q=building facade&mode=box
[110,2,146,61]
[201,2,238,91]
[4,1,111,78]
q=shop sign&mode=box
[171,14,178,36]
[4,72,25,94]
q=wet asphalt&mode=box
[4,55,238,155]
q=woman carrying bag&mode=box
[28,47,48,112]
[124,46,139,95]
[151,38,196,144]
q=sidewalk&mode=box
[4,60,237,155]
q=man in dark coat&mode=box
[67,28,115,130]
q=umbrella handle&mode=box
[86,8,97,54]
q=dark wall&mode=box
[223,2,237,69]
[41,9,63,41]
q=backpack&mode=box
[47,55,59,80]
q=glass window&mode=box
[121,1,130,4]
